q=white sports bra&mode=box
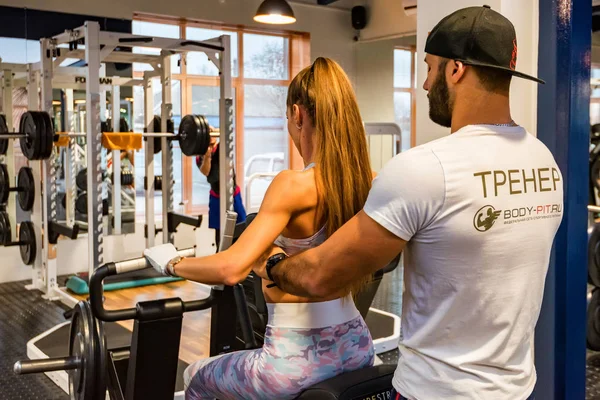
[273,162,327,255]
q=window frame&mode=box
[131,16,309,215]
[393,46,417,150]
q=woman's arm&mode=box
[172,171,298,286]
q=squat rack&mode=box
[2,21,235,302]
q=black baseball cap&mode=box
[425,5,544,84]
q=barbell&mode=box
[0,112,220,161]
[0,164,35,212]
[14,300,107,400]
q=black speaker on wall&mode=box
[352,6,367,30]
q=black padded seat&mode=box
[294,364,396,400]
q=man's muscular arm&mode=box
[258,210,406,298]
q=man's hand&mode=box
[144,243,179,276]
[252,245,286,280]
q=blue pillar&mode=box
[535,0,590,399]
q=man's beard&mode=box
[428,71,453,128]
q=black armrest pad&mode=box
[295,364,396,400]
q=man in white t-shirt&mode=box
[256,5,563,400]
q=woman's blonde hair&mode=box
[287,57,373,295]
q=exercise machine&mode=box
[15,212,395,400]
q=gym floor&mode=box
[2,267,599,399]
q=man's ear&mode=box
[448,60,467,84]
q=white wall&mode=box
[359,0,416,42]
[355,35,416,170]
[416,0,540,145]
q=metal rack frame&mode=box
[0,22,234,304]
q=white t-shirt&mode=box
[364,125,563,400]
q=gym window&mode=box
[393,47,416,151]
[131,16,309,219]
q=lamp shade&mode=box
[254,0,296,24]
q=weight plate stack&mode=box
[17,167,35,212]
[197,115,210,157]
[590,224,600,287]
[0,114,9,156]
[179,114,204,157]
[19,221,36,266]
[19,112,39,161]
[76,192,88,215]
[0,163,9,204]
[39,111,55,159]
[589,289,600,351]
[76,169,87,192]
[68,301,105,400]
[0,210,11,246]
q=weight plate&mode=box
[0,163,9,204]
[152,115,162,155]
[17,167,35,212]
[32,112,47,161]
[76,169,87,192]
[76,192,87,215]
[32,111,48,161]
[101,120,111,133]
[68,301,101,400]
[0,114,9,156]
[589,224,600,287]
[198,115,210,157]
[94,313,107,399]
[119,117,129,133]
[593,158,600,193]
[19,221,36,266]
[179,114,203,157]
[39,111,55,159]
[19,112,39,161]
[0,210,11,246]
[589,289,600,350]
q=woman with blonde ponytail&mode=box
[145,57,375,400]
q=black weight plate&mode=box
[32,111,48,161]
[593,158,600,193]
[68,301,99,400]
[76,192,87,215]
[94,313,107,398]
[0,163,9,204]
[76,169,87,192]
[198,115,210,156]
[589,223,600,287]
[0,114,9,156]
[119,117,129,132]
[39,111,55,159]
[179,114,202,157]
[152,115,162,155]
[588,289,600,350]
[101,120,111,133]
[17,167,35,212]
[19,221,36,266]
[19,112,39,161]
[0,210,11,246]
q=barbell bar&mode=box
[0,112,220,160]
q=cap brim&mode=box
[461,60,545,84]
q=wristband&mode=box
[166,255,183,277]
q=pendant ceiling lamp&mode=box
[254,0,296,24]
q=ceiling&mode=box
[289,0,365,10]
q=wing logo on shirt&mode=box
[473,205,502,232]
